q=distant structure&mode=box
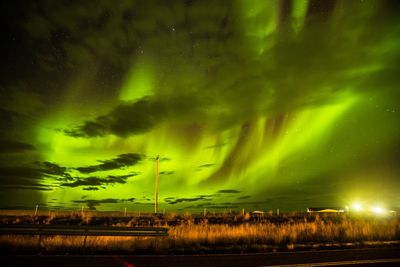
[307,207,345,213]
[251,210,265,218]
[154,155,159,214]
[251,210,265,215]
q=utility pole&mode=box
[154,155,159,214]
[34,204,39,217]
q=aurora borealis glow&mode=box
[1,0,399,211]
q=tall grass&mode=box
[1,215,399,252]
[168,217,399,247]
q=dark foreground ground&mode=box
[2,247,400,267]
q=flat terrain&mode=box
[2,248,400,267]
[2,213,399,254]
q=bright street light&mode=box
[371,205,384,215]
[351,202,363,212]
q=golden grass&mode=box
[170,218,398,245]
[1,216,399,252]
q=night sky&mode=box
[1,0,399,212]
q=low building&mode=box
[307,207,345,213]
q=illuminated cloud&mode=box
[76,153,143,173]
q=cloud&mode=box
[38,161,68,176]
[82,187,99,191]
[0,166,41,181]
[0,108,34,139]
[197,194,217,198]
[61,174,136,188]
[36,161,73,182]
[164,192,246,206]
[237,195,251,200]
[0,140,36,153]
[216,189,241,194]
[76,153,143,173]
[183,200,271,210]
[73,197,136,210]
[198,163,215,168]
[0,185,53,191]
[164,195,212,205]
[65,95,207,138]
[183,203,239,210]
[159,171,175,175]
[1,157,140,193]
[0,165,55,191]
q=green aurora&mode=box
[0,0,399,211]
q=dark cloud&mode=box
[37,161,68,176]
[0,158,135,191]
[61,174,136,188]
[132,202,154,206]
[198,163,215,168]
[164,195,212,205]
[197,194,217,198]
[76,153,143,173]
[73,197,136,210]
[204,204,238,209]
[183,203,239,210]
[0,108,32,138]
[0,166,41,181]
[0,165,58,191]
[183,200,272,210]
[82,187,99,191]
[0,185,52,191]
[216,189,241,194]
[65,95,207,138]
[0,140,36,153]
[159,171,175,175]
[164,192,242,206]
[237,195,251,200]
[36,161,73,182]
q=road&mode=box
[2,248,399,267]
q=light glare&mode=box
[371,206,384,214]
[352,202,363,211]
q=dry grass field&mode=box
[1,211,399,253]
